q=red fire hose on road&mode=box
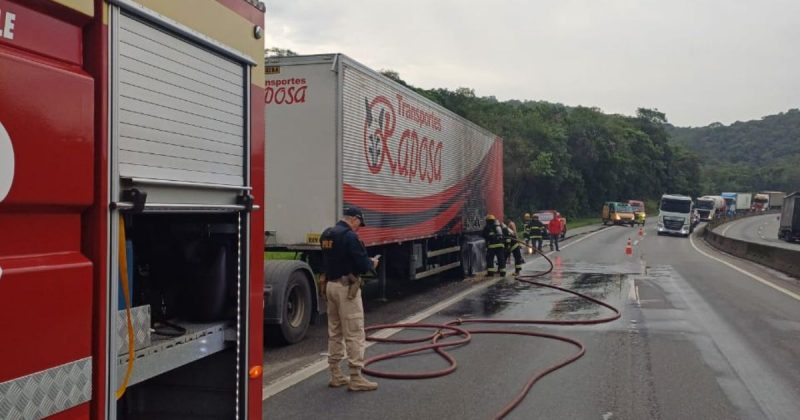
[363,247,621,419]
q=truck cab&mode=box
[752,193,769,212]
[657,194,694,237]
[627,200,646,225]
[602,202,635,226]
[695,196,717,221]
[721,192,737,217]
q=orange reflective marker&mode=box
[249,365,263,379]
[625,238,633,256]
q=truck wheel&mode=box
[278,270,312,344]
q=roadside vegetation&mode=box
[412,86,701,220]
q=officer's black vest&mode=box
[320,223,357,279]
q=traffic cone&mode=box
[638,227,644,237]
[625,238,633,256]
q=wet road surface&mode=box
[263,221,800,419]
[717,213,798,250]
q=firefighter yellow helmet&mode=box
[486,214,496,221]
[523,213,531,221]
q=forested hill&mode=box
[407,86,701,219]
[667,109,800,193]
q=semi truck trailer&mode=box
[735,192,752,214]
[762,191,786,210]
[1,1,268,418]
[263,53,503,343]
[778,192,800,242]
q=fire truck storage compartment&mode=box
[116,213,243,419]
[125,213,239,322]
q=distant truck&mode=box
[627,200,647,225]
[761,191,786,210]
[695,195,725,222]
[657,194,694,237]
[736,192,752,214]
[720,192,751,216]
[752,193,769,211]
[602,202,635,226]
[778,192,800,242]
[263,53,503,342]
[720,192,737,216]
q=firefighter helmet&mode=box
[486,214,496,221]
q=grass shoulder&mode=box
[568,217,602,229]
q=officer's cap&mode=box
[344,206,366,226]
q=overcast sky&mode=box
[264,1,799,127]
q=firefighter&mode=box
[504,221,525,275]
[522,213,532,249]
[528,214,546,252]
[482,214,506,276]
[320,206,380,391]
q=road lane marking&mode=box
[689,234,800,302]
[262,226,610,400]
[720,222,735,237]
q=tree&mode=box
[265,47,298,58]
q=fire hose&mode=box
[362,242,621,419]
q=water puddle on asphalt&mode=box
[438,262,637,321]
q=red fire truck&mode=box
[1,0,266,418]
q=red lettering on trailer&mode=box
[363,96,443,184]
[264,78,307,105]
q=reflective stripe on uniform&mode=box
[488,243,504,249]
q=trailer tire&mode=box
[277,270,313,344]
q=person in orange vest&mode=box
[548,213,563,252]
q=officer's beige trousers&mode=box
[326,281,366,369]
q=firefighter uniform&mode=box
[482,215,506,276]
[527,216,546,252]
[320,207,378,391]
[504,223,525,275]
[522,213,532,248]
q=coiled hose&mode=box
[363,244,621,419]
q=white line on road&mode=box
[262,226,611,400]
[720,222,735,237]
[689,234,800,302]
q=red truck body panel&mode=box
[0,1,265,418]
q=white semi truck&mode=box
[657,194,695,237]
[262,54,504,343]
[696,195,725,221]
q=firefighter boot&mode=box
[328,363,349,388]
[348,369,378,392]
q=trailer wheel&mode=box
[278,270,312,344]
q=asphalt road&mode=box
[715,213,798,250]
[262,221,800,420]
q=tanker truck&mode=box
[262,54,503,343]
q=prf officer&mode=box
[320,206,380,391]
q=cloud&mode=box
[264,0,800,126]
